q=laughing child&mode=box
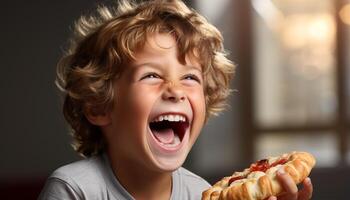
[39,0,313,199]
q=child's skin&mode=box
[86,32,206,200]
[267,170,313,200]
[86,32,313,200]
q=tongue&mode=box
[153,128,175,144]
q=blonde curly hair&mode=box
[56,0,235,157]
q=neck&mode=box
[107,152,172,200]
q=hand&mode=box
[266,169,313,200]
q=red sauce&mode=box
[250,159,269,172]
[228,158,289,185]
[270,158,288,168]
[228,176,244,185]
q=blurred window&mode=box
[253,0,336,127]
[252,0,350,166]
[255,132,339,167]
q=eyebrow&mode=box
[132,62,202,73]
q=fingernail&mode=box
[278,168,286,175]
[305,177,311,184]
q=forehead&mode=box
[147,32,177,49]
[130,32,201,70]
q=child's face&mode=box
[105,32,206,172]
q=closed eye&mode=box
[140,73,161,80]
[183,73,201,84]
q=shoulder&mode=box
[39,155,109,199]
[172,167,211,199]
[176,167,211,187]
[51,155,104,182]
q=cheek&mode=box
[109,86,158,147]
[196,93,206,117]
[116,85,159,125]
[189,88,206,124]
[130,86,159,116]
[192,87,206,108]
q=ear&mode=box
[83,106,111,126]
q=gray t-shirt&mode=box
[39,155,211,200]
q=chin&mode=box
[151,147,190,172]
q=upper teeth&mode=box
[152,114,186,122]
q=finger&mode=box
[298,177,313,200]
[277,168,298,199]
[266,196,277,200]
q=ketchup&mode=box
[228,176,244,185]
[270,158,288,168]
[228,158,289,185]
[250,159,269,172]
[250,158,288,172]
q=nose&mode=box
[162,81,186,103]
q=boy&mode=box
[39,0,313,199]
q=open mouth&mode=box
[149,114,189,148]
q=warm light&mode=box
[339,3,350,25]
[281,13,335,79]
[282,13,335,49]
[307,14,336,44]
[282,14,309,49]
[252,0,285,32]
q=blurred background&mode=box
[1,0,349,199]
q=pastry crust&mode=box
[202,151,316,200]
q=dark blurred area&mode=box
[1,0,349,199]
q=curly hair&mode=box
[56,0,235,157]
